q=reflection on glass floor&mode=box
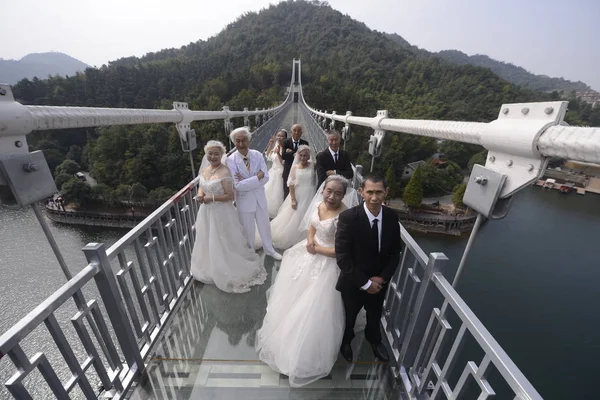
[128,252,401,399]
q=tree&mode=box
[149,187,176,203]
[385,165,400,199]
[439,141,483,169]
[91,183,113,202]
[467,150,488,171]
[403,167,423,208]
[55,159,81,176]
[61,178,93,206]
[54,173,73,191]
[66,145,83,165]
[452,183,467,208]
[114,184,133,201]
[131,183,149,203]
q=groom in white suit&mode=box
[227,127,282,261]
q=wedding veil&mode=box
[298,174,360,234]
[286,144,316,187]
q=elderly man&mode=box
[281,124,309,198]
[227,127,282,260]
[316,129,354,189]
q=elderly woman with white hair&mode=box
[190,140,267,293]
[269,145,317,249]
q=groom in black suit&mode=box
[281,124,308,198]
[335,174,402,362]
[315,129,354,189]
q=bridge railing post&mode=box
[83,243,145,376]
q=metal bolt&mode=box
[489,156,495,162]
[544,107,554,115]
[521,107,529,115]
[507,160,513,166]
[527,164,534,171]
[502,108,509,115]
[22,163,39,172]
[475,176,488,185]
[14,140,23,148]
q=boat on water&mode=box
[543,178,556,189]
[560,182,575,193]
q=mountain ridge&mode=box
[384,33,592,94]
[0,52,89,84]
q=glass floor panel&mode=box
[128,252,402,399]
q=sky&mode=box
[1,0,599,90]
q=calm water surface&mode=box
[0,187,598,399]
[416,187,600,399]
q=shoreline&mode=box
[44,207,143,229]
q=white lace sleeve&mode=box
[287,165,298,187]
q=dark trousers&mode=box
[282,167,291,198]
[341,288,385,345]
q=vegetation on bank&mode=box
[9,1,599,208]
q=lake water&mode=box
[0,187,598,399]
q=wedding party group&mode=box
[189,125,403,387]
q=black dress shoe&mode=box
[340,343,353,362]
[371,342,389,362]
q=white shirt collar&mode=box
[363,202,382,222]
[328,147,339,159]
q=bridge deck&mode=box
[128,256,401,399]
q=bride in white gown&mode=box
[190,140,267,293]
[256,175,349,387]
[264,129,287,218]
[270,145,317,249]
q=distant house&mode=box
[402,160,426,180]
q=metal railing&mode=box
[382,226,542,399]
[0,177,200,399]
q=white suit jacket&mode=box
[227,149,270,213]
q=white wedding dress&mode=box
[256,204,344,387]
[270,166,317,249]
[264,146,285,218]
[190,176,267,293]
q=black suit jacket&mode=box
[316,148,354,189]
[335,205,403,292]
[281,138,309,176]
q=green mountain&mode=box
[384,33,592,94]
[0,52,89,85]
[435,50,591,94]
[9,0,599,203]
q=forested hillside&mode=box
[10,0,599,206]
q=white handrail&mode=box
[302,94,600,164]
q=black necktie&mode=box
[372,218,379,253]
[334,152,338,163]
[294,141,298,150]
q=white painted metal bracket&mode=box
[481,101,568,198]
[0,85,32,155]
[173,101,193,142]
[368,110,388,157]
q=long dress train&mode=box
[264,145,285,219]
[190,176,267,293]
[270,166,316,249]
[256,205,344,387]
